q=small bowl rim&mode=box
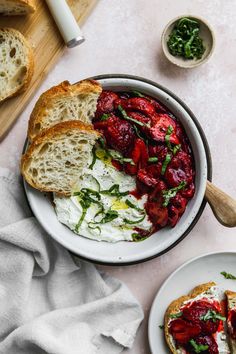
[161,14,216,68]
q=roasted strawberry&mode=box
[124,139,148,175]
[148,98,167,113]
[115,97,156,117]
[171,193,188,215]
[148,144,168,162]
[145,200,168,227]
[168,205,180,227]
[165,151,194,188]
[169,319,201,345]
[95,91,119,118]
[180,182,195,199]
[186,335,219,354]
[182,301,221,335]
[149,114,180,145]
[100,116,135,155]
[137,163,162,187]
[148,180,167,202]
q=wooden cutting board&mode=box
[0,0,97,141]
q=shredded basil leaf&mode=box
[123,214,146,225]
[118,105,148,127]
[165,125,181,155]
[162,181,187,207]
[161,153,172,175]
[88,223,101,234]
[200,310,226,322]
[167,17,205,60]
[100,113,110,121]
[131,90,146,98]
[169,311,183,319]
[148,157,158,163]
[100,184,129,198]
[108,149,135,165]
[89,146,97,170]
[125,199,144,212]
[159,325,164,330]
[189,339,209,353]
[132,233,148,242]
[221,271,236,280]
[99,209,119,224]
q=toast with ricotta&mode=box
[0,0,35,15]
[21,121,100,196]
[0,28,34,102]
[226,290,236,353]
[27,80,102,141]
[165,282,230,354]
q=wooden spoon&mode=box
[205,181,236,227]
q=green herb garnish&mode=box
[88,223,101,234]
[100,113,110,121]
[167,17,205,60]
[132,233,148,242]
[189,339,209,353]
[165,125,181,155]
[148,157,158,163]
[132,90,146,98]
[99,208,119,224]
[221,271,236,280]
[123,214,146,225]
[169,311,183,319]
[89,146,97,170]
[118,105,148,127]
[159,325,164,330]
[100,184,129,198]
[125,199,144,212]
[108,149,135,165]
[162,181,187,207]
[200,310,226,322]
[161,153,172,175]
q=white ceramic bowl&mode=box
[23,75,211,265]
[162,15,215,69]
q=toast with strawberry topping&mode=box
[226,290,236,353]
[165,282,230,354]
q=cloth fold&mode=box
[0,168,143,354]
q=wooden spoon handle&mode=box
[205,181,236,227]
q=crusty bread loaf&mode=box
[27,80,102,141]
[0,28,34,102]
[225,290,236,353]
[165,282,216,354]
[0,0,35,15]
[21,121,100,196]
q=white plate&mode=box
[148,251,236,353]
[23,75,209,265]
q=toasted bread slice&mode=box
[0,0,35,15]
[21,121,100,196]
[165,282,230,354]
[0,28,34,102]
[27,80,102,141]
[226,290,236,353]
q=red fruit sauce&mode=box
[93,90,195,238]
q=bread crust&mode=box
[0,0,36,14]
[0,28,34,103]
[21,120,100,195]
[164,282,216,354]
[27,80,102,140]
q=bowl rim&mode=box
[23,74,212,266]
[161,15,216,68]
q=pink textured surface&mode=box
[1,1,236,353]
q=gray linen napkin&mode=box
[0,167,143,354]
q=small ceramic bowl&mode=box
[162,15,215,68]
[23,75,212,265]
